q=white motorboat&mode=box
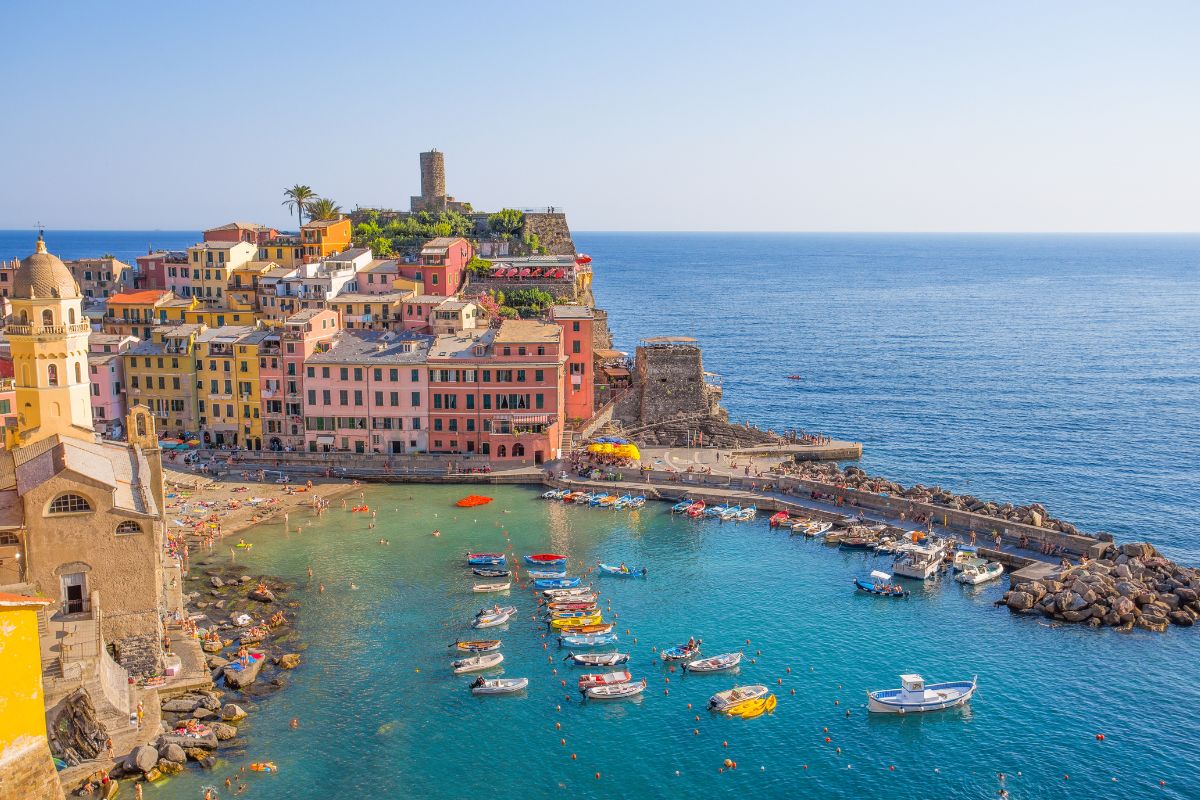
[563,651,630,667]
[867,673,977,714]
[585,677,646,700]
[577,670,632,690]
[951,547,980,570]
[683,652,743,673]
[707,684,769,711]
[791,520,832,536]
[542,586,594,599]
[452,652,504,674]
[955,561,1004,585]
[472,581,511,593]
[470,677,528,695]
[473,610,512,629]
[476,605,516,617]
[892,540,947,580]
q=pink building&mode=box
[88,353,125,435]
[396,237,472,297]
[549,305,595,423]
[426,320,565,463]
[259,309,340,451]
[204,221,279,246]
[136,250,188,291]
[302,331,433,454]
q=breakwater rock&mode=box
[1001,542,1200,632]
[785,462,1083,535]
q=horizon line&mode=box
[2,228,1200,236]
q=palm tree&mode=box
[282,185,317,229]
[304,197,343,222]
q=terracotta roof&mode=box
[303,218,344,229]
[13,236,80,300]
[0,593,52,607]
[108,290,168,305]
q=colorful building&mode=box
[88,352,125,436]
[184,240,257,303]
[303,330,432,454]
[227,260,281,311]
[137,249,189,292]
[358,258,419,296]
[549,305,595,423]
[327,291,411,331]
[299,217,352,261]
[259,310,340,451]
[401,236,471,297]
[64,256,129,301]
[103,289,196,339]
[203,221,279,246]
[123,324,205,434]
[195,326,265,448]
[0,593,64,800]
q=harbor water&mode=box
[161,485,1198,799]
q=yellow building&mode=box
[182,305,259,329]
[301,217,352,260]
[103,289,196,339]
[185,240,256,305]
[195,326,267,448]
[227,260,279,311]
[123,324,205,434]
[0,593,64,800]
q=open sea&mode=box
[3,230,1199,798]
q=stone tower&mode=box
[420,149,446,198]
[5,234,95,449]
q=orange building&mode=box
[300,218,352,261]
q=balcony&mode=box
[7,322,91,337]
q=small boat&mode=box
[661,643,700,662]
[684,652,743,673]
[452,652,504,674]
[613,494,631,510]
[535,577,581,589]
[472,582,511,593]
[546,600,597,612]
[351,506,369,513]
[951,546,979,570]
[560,622,614,635]
[671,500,693,514]
[796,521,833,536]
[769,511,790,528]
[589,493,606,507]
[892,541,947,580]
[473,610,512,629]
[471,677,528,695]
[250,762,279,773]
[718,505,741,521]
[598,495,618,508]
[559,632,618,647]
[577,670,632,690]
[574,492,596,504]
[542,490,561,500]
[728,694,777,719]
[585,678,646,700]
[467,553,506,566]
[867,674,977,714]
[629,496,646,509]
[548,608,597,619]
[840,536,878,550]
[735,505,757,521]
[597,563,646,577]
[708,684,770,711]
[686,501,706,518]
[550,614,602,629]
[542,586,594,599]
[525,553,568,566]
[955,561,1004,585]
[456,495,493,508]
[527,569,567,579]
[854,571,909,598]
[704,504,726,517]
[472,567,510,578]
[563,651,630,667]
[452,640,501,653]
[786,374,803,380]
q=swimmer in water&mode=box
[290,718,299,729]
[318,583,325,593]
[306,566,313,578]
[350,583,358,590]
[432,529,441,537]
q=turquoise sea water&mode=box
[152,485,1199,800]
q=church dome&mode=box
[14,235,80,300]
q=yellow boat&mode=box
[726,693,777,719]
[550,615,601,629]
[556,622,613,635]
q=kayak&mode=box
[684,652,743,673]
[473,610,512,629]
[527,569,567,579]
[467,553,506,566]
[534,577,580,589]
[660,644,700,662]
[708,684,769,711]
[470,677,528,695]
[563,651,630,667]
[472,568,510,577]
[559,632,618,647]
[452,640,501,653]
[451,652,504,674]
[578,670,632,690]
[525,553,568,565]
[585,678,646,700]
[472,582,511,593]
[597,563,646,577]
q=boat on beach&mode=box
[598,563,646,577]
[867,673,977,714]
[854,570,910,598]
[955,560,1004,585]
[451,652,504,674]
[472,581,511,593]
[708,684,770,711]
[684,652,743,673]
[585,678,646,700]
[563,651,630,667]
[470,677,528,695]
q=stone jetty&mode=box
[1000,542,1200,632]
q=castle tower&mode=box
[5,234,95,449]
[420,149,446,198]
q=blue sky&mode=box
[2,1,1197,232]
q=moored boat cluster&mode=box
[1001,542,1200,632]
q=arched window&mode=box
[48,494,92,514]
[513,443,525,457]
[68,308,77,324]
[42,309,53,327]
[47,364,58,386]
[18,310,28,324]
[497,444,507,458]
[115,520,141,535]
[75,362,82,383]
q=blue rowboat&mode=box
[671,500,692,514]
[467,553,506,566]
[534,577,580,589]
[660,644,700,661]
[559,632,618,647]
[527,569,567,579]
[598,563,646,578]
[854,572,909,598]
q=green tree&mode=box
[282,184,317,228]
[466,256,493,277]
[355,221,382,240]
[305,197,343,221]
[369,237,395,257]
[488,208,525,237]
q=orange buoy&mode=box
[723,758,733,768]
[555,722,561,730]
[572,753,577,760]
[687,703,692,709]
[560,739,566,746]
[790,688,796,695]
[595,772,601,780]
[722,740,728,748]
[1096,734,1105,741]
[561,680,567,687]
[824,737,831,743]
[695,715,700,721]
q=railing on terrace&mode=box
[7,322,92,336]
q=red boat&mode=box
[769,511,791,527]
[526,553,567,564]
[686,501,706,518]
